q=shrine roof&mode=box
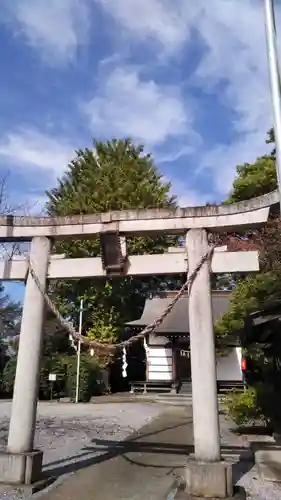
[126,290,231,334]
[241,298,281,345]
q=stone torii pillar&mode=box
[187,229,220,462]
[4,237,51,484]
[185,225,260,498]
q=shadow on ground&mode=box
[42,420,254,486]
[233,425,273,436]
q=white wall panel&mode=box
[148,365,172,373]
[148,371,172,381]
[148,347,172,358]
[216,348,243,381]
[149,357,172,367]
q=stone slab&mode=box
[0,450,43,485]
[174,486,246,500]
[255,448,281,482]
[253,445,281,482]
[0,475,56,496]
[185,460,233,498]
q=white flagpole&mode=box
[75,299,84,403]
[264,0,281,206]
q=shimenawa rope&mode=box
[26,245,216,353]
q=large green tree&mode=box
[45,139,180,344]
[227,130,276,203]
[217,130,280,338]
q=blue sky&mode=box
[0,0,279,302]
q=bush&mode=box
[222,387,267,426]
[39,356,67,399]
[222,388,255,426]
[2,357,17,394]
[2,354,104,401]
[63,354,103,402]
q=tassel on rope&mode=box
[143,336,149,359]
[122,346,128,378]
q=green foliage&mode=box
[216,130,280,339]
[216,271,281,337]
[2,354,103,401]
[87,320,118,345]
[227,156,277,203]
[39,356,67,399]
[2,357,17,393]
[45,138,179,344]
[222,384,273,427]
[222,388,262,426]
[0,283,21,359]
[266,127,276,156]
[225,129,276,203]
[63,354,102,402]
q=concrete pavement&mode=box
[39,404,251,500]
[40,406,193,500]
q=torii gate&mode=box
[0,190,278,497]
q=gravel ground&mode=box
[0,400,165,500]
[0,401,281,500]
[220,413,281,500]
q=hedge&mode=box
[2,354,104,402]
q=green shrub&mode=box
[2,354,103,401]
[63,354,103,402]
[39,356,67,399]
[222,387,267,426]
[2,357,17,394]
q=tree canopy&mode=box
[45,138,181,348]
[227,130,276,203]
[217,129,280,338]
[0,283,21,371]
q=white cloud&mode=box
[163,176,209,207]
[191,1,273,194]
[2,0,89,64]
[97,0,278,196]
[199,131,271,196]
[82,66,199,152]
[96,0,193,55]
[0,128,74,175]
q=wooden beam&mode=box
[0,250,259,281]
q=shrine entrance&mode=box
[0,189,277,495]
[176,343,191,384]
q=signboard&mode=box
[48,373,56,382]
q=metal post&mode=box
[75,299,84,403]
[264,0,281,205]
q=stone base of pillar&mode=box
[0,450,43,485]
[174,488,245,500]
[252,442,281,482]
[184,460,234,498]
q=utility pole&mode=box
[264,0,281,206]
[75,299,84,403]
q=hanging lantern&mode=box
[241,359,247,372]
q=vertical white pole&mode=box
[264,0,281,205]
[75,299,83,403]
